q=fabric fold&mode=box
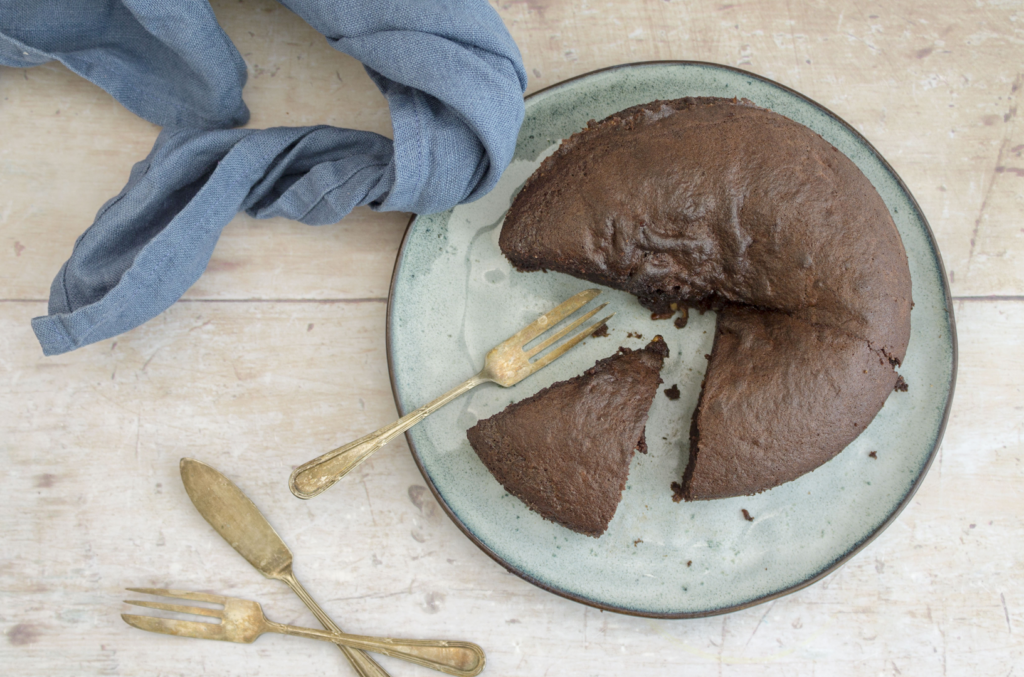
[0,0,250,128]
[1,0,526,355]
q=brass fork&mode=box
[289,288,611,499]
[123,588,485,677]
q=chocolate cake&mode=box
[467,338,669,537]
[499,97,912,500]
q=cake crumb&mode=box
[664,384,681,400]
[650,311,674,321]
[686,560,692,567]
[894,375,909,392]
[633,538,643,547]
[627,331,644,339]
[674,307,689,329]
[741,509,754,522]
[869,451,878,459]
[704,353,711,360]
[670,481,685,503]
[591,323,609,338]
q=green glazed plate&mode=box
[386,62,956,617]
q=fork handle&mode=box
[265,621,485,677]
[289,373,488,499]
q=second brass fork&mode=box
[123,588,485,677]
[289,288,612,499]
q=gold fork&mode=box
[289,288,611,499]
[123,588,485,677]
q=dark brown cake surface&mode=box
[499,97,912,500]
[467,338,668,537]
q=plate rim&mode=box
[385,60,959,618]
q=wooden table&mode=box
[2,1,1021,674]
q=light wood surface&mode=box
[1,1,1021,675]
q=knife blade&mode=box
[179,457,293,579]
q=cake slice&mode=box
[673,307,899,501]
[467,337,669,537]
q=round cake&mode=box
[499,97,912,500]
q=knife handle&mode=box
[281,571,391,677]
[341,647,392,677]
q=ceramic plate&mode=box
[386,62,956,617]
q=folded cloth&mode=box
[0,0,526,355]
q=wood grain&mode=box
[1,0,1021,674]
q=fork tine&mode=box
[524,303,607,358]
[121,613,225,640]
[125,587,227,605]
[124,598,223,618]
[528,314,614,371]
[503,289,601,346]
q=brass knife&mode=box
[179,458,390,677]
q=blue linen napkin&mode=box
[0,0,526,355]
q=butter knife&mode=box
[179,458,390,677]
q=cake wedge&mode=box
[467,337,668,537]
